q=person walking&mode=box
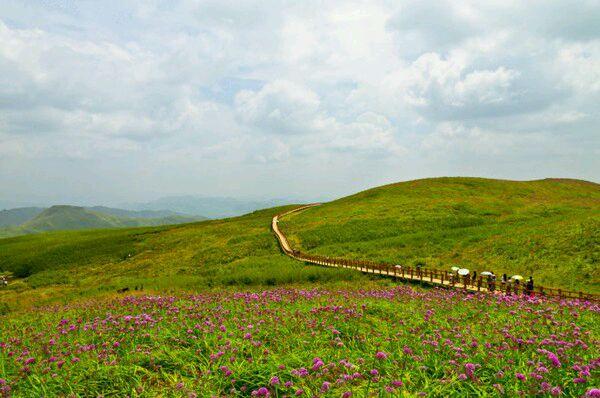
[526,276,534,295]
[490,274,496,292]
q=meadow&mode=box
[0,207,364,312]
[1,287,598,397]
[280,178,600,294]
[1,177,599,397]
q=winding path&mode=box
[272,205,599,301]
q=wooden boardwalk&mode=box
[272,205,599,301]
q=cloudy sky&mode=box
[1,0,598,206]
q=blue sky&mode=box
[0,0,598,205]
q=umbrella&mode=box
[458,268,470,276]
[480,271,493,276]
[451,266,460,272]
[511,275,524,281]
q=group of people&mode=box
[494,274,535,294]
[447,269,535,295]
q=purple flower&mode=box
[270,376,280,386]
[540,382,551,391]
[574,377,587,384]
[458,373,467,381]
[515,373,526,381]
[375,351,388,360]
[551,386,562,396]
[320,382,331,392]
[547,352,561,368]
[370,369,379,376]
[257,387,269,396]
[585,389,600,397]
[312,358,324,371]
[342,392,352,398]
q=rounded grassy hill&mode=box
[279,177,600,293]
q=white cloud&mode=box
[0,0,598,202]
[235,80,321,135]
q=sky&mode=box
[0,0,599,206]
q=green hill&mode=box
[22,205,128,231]
[279,177,600,293]
[0,206,360,309]
[1,177,598,311]
[0,205,205,238]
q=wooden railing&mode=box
[272,206,600,302]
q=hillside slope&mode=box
[279,177,600,293]
[0,207,361,310]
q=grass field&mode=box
[0,206,365,312]
[1,287,598,397]
[279,178,600,294]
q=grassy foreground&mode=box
[1,287,598,397]
[280,178,600,293]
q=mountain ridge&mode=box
[0,205,206,238]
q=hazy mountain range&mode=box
[123,196,309,219]
[0,195,327,238]
[0,205,206,238]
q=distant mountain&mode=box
[22,206,126,231]
[0,205,206,238]
[126,196,294,219]
[85,206,185,219]
[0,207,45,227]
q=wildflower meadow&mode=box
[1,286,598,397]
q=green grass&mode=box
[279,178,600,293]
[2,177,599,312]
[0,206,367,311]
